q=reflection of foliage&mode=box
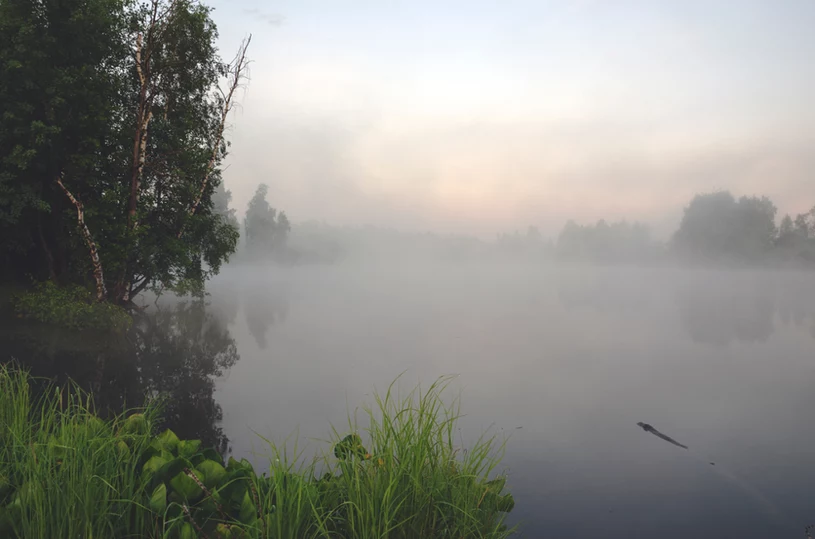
[679,287,775,347]
[243,288,288,350]
[130,301,239,455]
[678,274,815,346]
[1,300,239,457]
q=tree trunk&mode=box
[129,32,153,230]
[56,174,107,302]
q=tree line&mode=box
[550,191,815,266]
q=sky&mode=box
[208,0,815,239]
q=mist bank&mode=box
[225,192,814,270]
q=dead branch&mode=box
[178,34,252,239]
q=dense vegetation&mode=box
[0,0,246,304]
[0,366,515,538]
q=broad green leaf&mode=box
[143,455,168,478]
[121,413,148,435]
[238,491,256,524]
[201,447,224,465]
[179,522,197,539]
[156,429,180,453]
[149,483,167,513]
[156,457,191,484]
[177,439,201,459]
[169,470,204,502]
[497,493,515,513]
[196,459,227,490]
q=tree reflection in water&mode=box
[243,286,288,350]
[0,299,239,456]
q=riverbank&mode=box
[0,366,515,538]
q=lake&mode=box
[4,263,815,538]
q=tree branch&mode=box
[56,174,107,302]
[178,35,252,239]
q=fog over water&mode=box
[197,262,815,538]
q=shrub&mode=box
[12,281,131,332]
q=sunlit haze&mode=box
[210,0,815,238]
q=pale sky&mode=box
[209,0,815,239]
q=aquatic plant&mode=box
[0,366,515,538]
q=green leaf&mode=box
[156,457,191,485]
[156,429,180,453]
[178,522,197,539]
[177,439,201,459]
[217,476,248,507]
[485,476,506,494]
[238,491,256,524]
[334,433,368,460]
[149,483,167,513]
[169,470,204,503]
[143,455,168,478]
[497,493,515,513]
[196,459,227,490]
[116,439,130,458]
[200,447,224,465]
[121,413,149,435]
[214,523,234,538]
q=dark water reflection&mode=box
[2,299,238,454]
[3,265,815,538]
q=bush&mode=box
[12,281,131,332]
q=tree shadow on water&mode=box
[0,299,239,457]
[243,286,288,350]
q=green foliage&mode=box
[0,367,516,539]
[0,0,241,301]
[0,364,158,538]
[12,281,131,332]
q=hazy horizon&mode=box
[209,0,815,239]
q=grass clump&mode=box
[0,367,516,538]
[249,375,515,538]
[11,281,132,332]
[0,363,157,538]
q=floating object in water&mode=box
[637,422,688,450]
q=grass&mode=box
[0,366,516,538]
[0,363,157,538]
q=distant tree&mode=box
[212,180,239,231]
[779,214,795,239]
[556,219,658,264]
[672,191,777,262]
[244,184,290,256]
[775,206,815,263]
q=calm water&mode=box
[4,264,815,538]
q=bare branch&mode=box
[178,34,252,238]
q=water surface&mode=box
[5,264,815,538]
